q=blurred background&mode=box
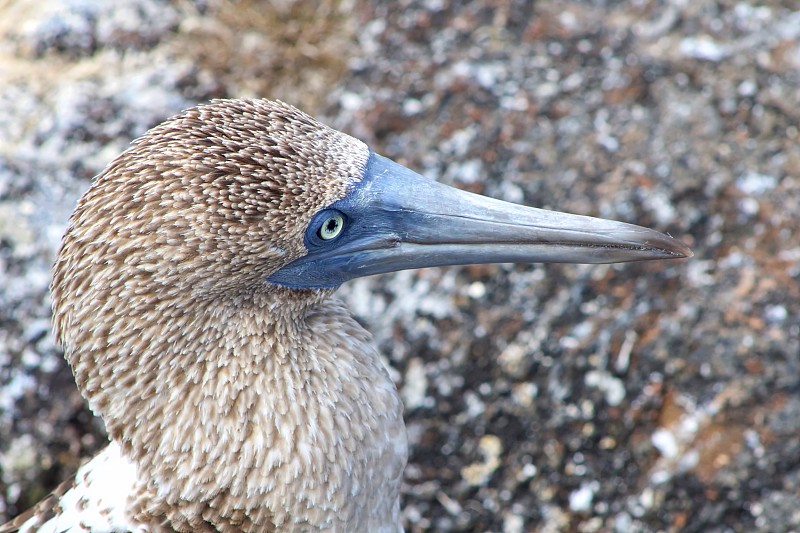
[0,0,798,531]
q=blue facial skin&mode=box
[268,153,426,289]
[267,152,691,290]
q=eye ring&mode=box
[317,212,345,241]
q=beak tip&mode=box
[667,238,694,259]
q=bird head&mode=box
[53,100,369,306]
[53,97,691,319]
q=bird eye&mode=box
[317,213,345,241]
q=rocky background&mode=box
[1,1,798,531]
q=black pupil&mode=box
[326,219,338,232]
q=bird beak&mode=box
[267,153,692,289]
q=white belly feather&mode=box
[18,442,143,533]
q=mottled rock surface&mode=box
[1,1,798,532]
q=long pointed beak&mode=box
[267,153,692,289]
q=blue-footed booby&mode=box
[1,99,691,533]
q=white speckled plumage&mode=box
[16,443,143,533]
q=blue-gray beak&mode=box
[268,153,692,289]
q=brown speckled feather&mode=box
[0,478,76,532]
[7,99,406,532]
[2,96,691,532]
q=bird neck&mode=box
[66,288,406,529]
